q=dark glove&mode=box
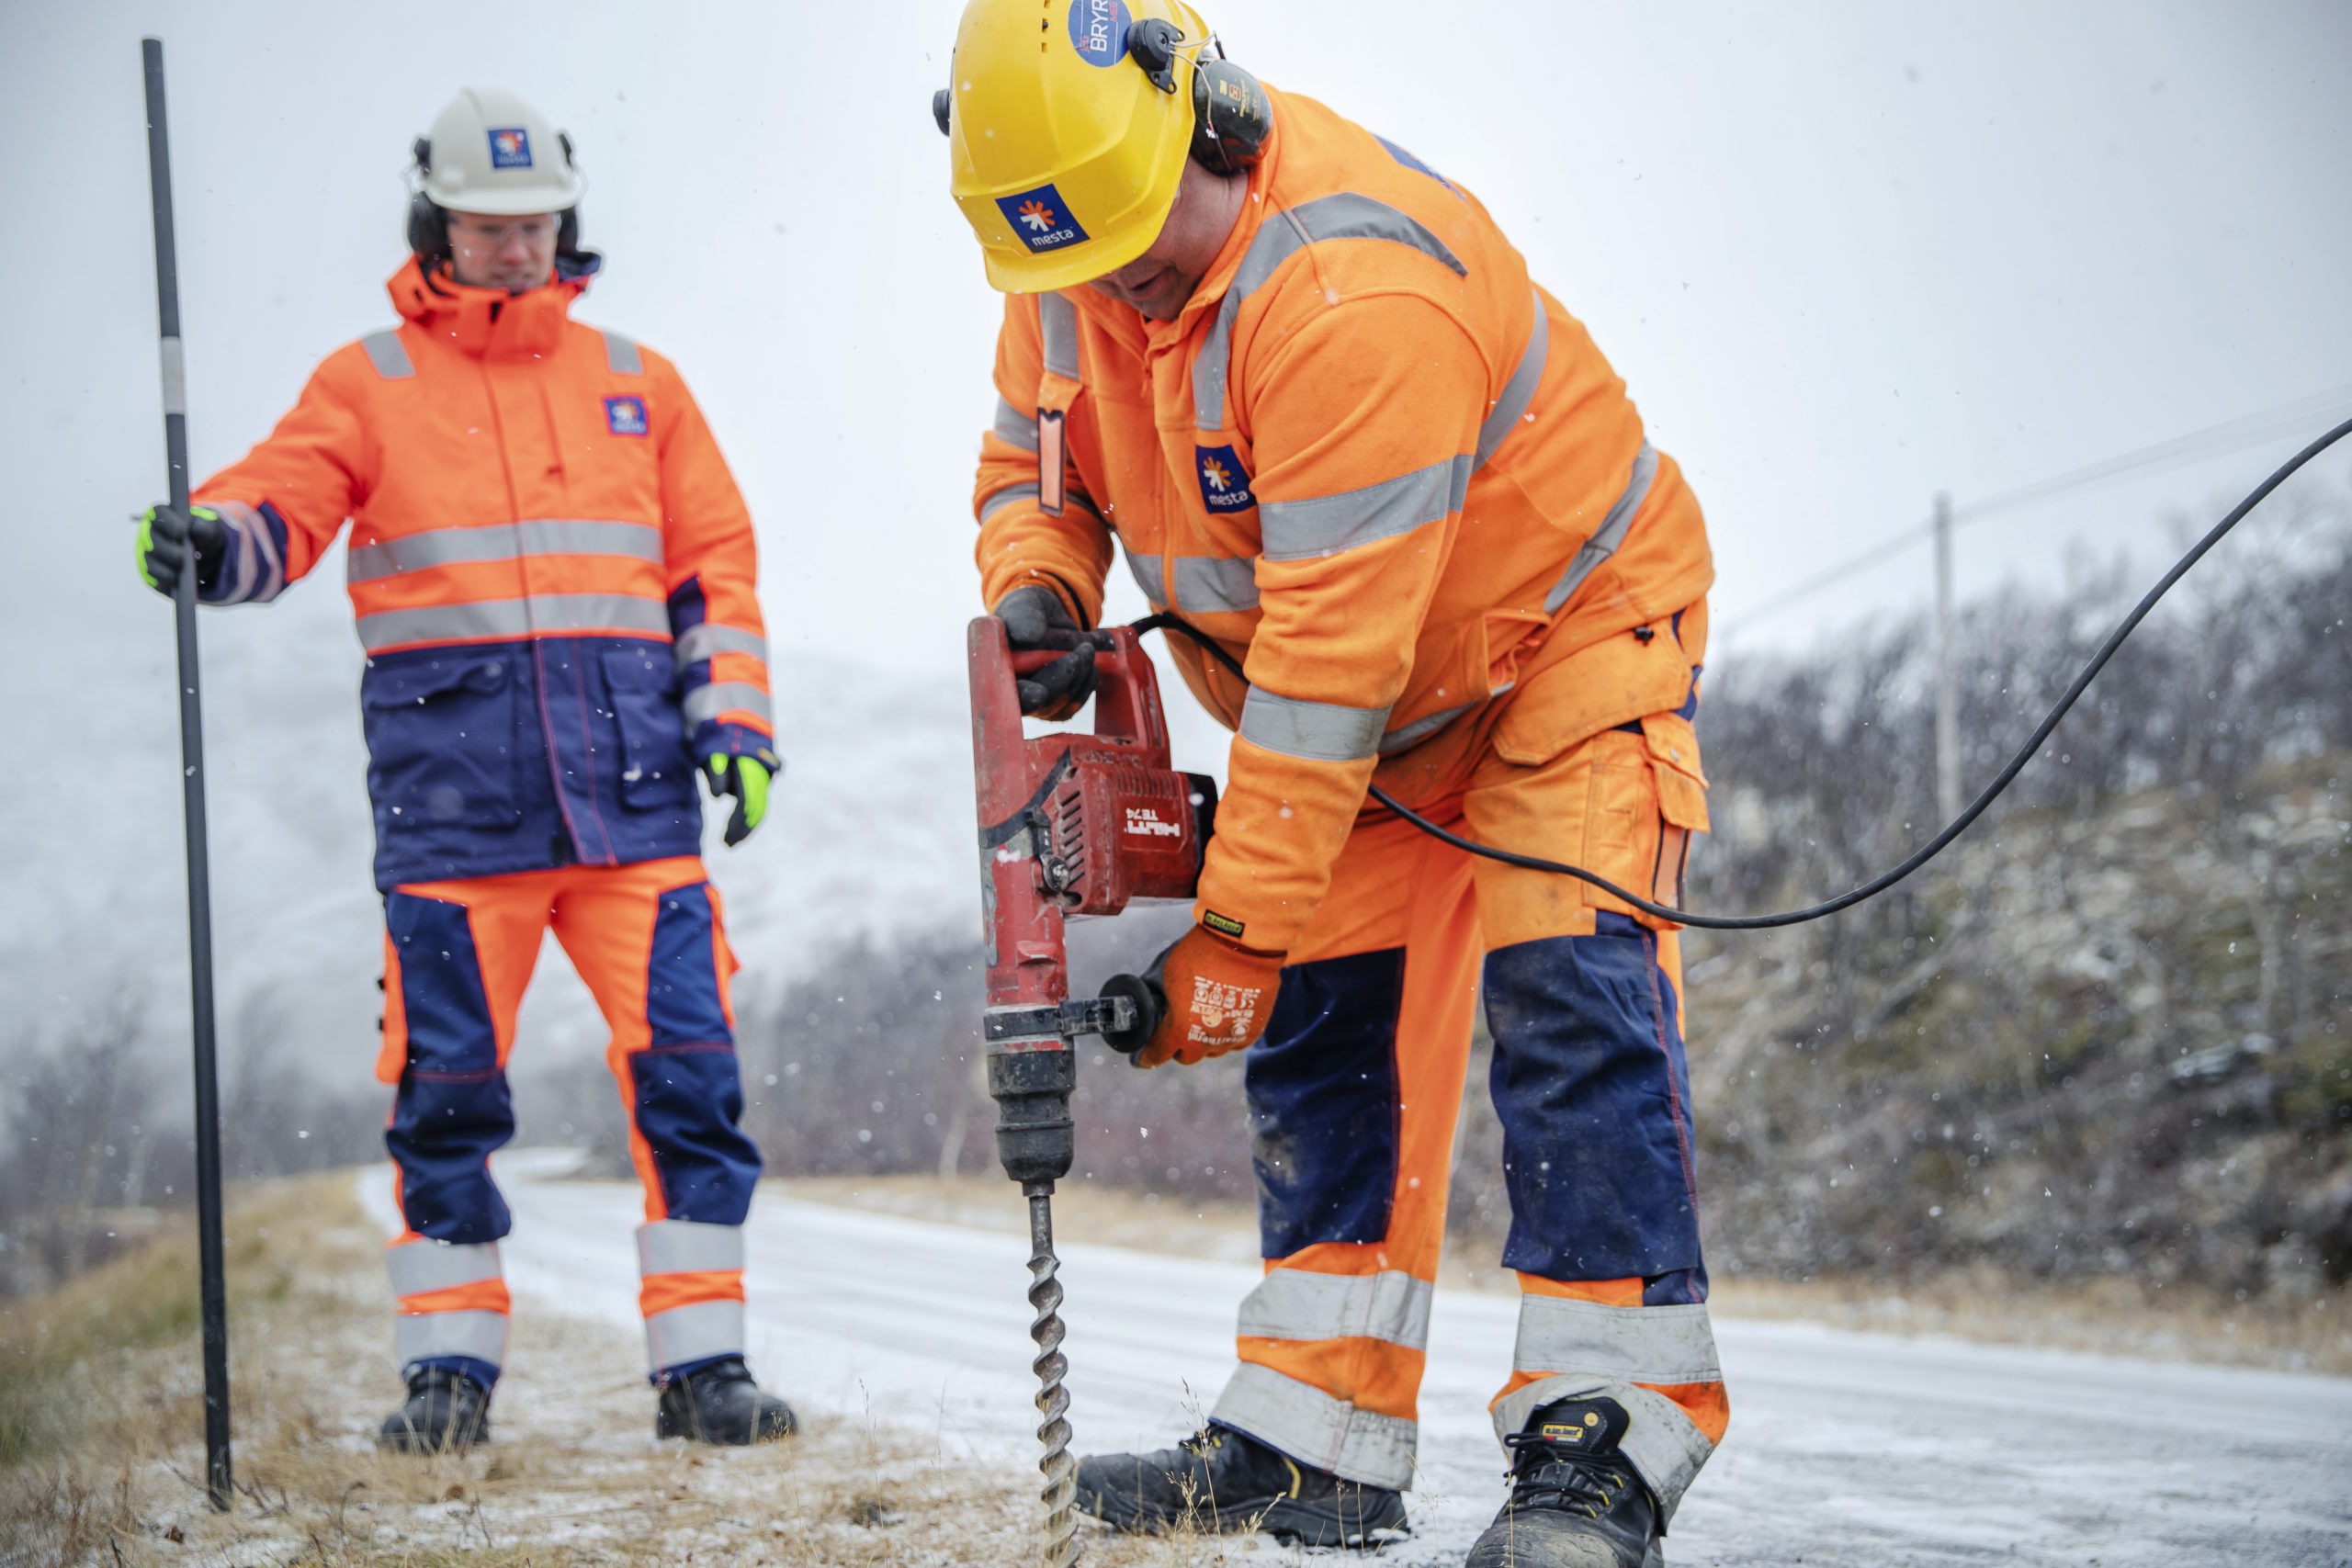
[135,502,228,598]
[996,583,1110,720]
[702,754,777,847]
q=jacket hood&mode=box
[386,251,602,358]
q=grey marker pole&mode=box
[141,35,233,1513]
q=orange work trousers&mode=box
[374,857,761,1387]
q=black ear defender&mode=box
[1125,17,1271,175]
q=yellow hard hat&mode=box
[943,0,1214,294]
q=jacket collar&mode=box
[385,252,600,359]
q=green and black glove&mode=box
[134,502,227,597]
[704,755,775,848]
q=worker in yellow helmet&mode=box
[939,4,1724,1563]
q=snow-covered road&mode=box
[360,1162,2352,1566]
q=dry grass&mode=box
[777,1174,2352,1376]
[0,1176,1261,1567]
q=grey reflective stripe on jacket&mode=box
[1544,442,1659,614]
[681,682,773,728]
[979,482,1041,523]
[1194,193,1466,433]
[1037,293,1081,380]
[603,331,643,375]
[346,519,666,584]
[1239,689,1388,762]
[1474,292,1550,472]
[361,330,415,379]
[673,623,769,667]
[1260,455,1471,562]
[354,593,672,652]
[991,396,1038,453]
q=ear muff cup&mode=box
[1188,56,1271,175]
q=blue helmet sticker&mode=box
[1195,445,1256,513]
[1068,0,1132,67]
[605,396,649,437]
[487,127,534,169]
[995,184,1091,254]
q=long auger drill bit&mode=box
[1025,1180,1080,1568]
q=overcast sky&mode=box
[2,2,2347,1042]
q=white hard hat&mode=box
[415,86,583,215]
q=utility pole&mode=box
[1933,491,1961,824]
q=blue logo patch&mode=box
[605,395,649,437]
[1067,0,1132,66]
[487,127,534,169]
[1195,445,1255,512]
[995,184,1091,254]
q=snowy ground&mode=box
[358,1157,2352,1566]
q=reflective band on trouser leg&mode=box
[386,1238,510,1377]
[638,1220,747,1376]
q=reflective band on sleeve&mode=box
[386,1239,504,1298]
[1239,690,1390,762]
[1544,442,1658,615]
[1038,293,1081,381]
[1172,555,1260,614]
[355,593,672,652]
[1237,1268,1432,1349]
[644,1299,745,1374]
[346,519,666,583]
[1211,1360,1419,1490]
[395,1308,508,1370]
[1379,701,1476,757]
[1511,1295,1722,1385]
[604,331,643,375]
[978,482,1042,523]
[992,396,1040,453]
[682,682,772,728]
[203,499,288,605]
[362,330,415,379]
[1260,455,1469,562]
[1195,192,1466,431]
[637,1220,746,1277]
[673,623,769,666]
[1474,292,1549,473]
[1123,547,1166,607]
[1490,1376,1715,1525]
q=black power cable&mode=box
[1136,415,2352,931]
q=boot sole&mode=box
[1080,1482,1409,1549]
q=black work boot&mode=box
[1465,1398,1664,1568]
[1074,1422,1409,1548]
[654,1357,797,1444]
[376,1366,492,1454]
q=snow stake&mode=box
[967,618,1215,1564]
[140,35,234,1513]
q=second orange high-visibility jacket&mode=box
[192,255,774,891]
[974,86,1713,954]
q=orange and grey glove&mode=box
[995,583,1110,721]
[1134,923,1286,1068]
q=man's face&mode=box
[447,209,560,292]
[1084,160,1247,321]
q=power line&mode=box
[1715,383,2352,635]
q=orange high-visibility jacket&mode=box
[972,87,1713,953]
[194,256,772,890]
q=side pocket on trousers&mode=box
[1640,712,1710,917]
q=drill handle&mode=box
[1096,972,1165,1058]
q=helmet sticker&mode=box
[995,184,1091,254]
[1067,0,1133,67]
[488,127,534,169]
